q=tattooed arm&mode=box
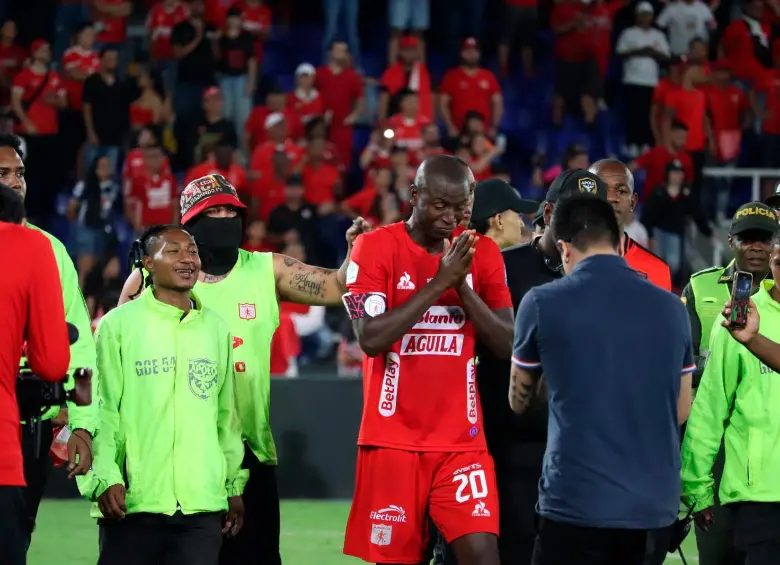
[509,289,544,414]
[272,217,371,306]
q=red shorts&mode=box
[343,447,499,564]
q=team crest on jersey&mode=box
[578,177,597,194]
[239,303,257,320]
[187,358,219,400]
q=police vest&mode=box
[690,267,731,355]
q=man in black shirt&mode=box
[267,175,320,262]
[194,87,238,165]
[82,46,131,171]
[432,170,608,565]
[171,0,217,132]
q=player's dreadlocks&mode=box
[127,224,190,299]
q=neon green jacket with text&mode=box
[28,224,98,434]
[681,279,780,511]
[88,288,247,515]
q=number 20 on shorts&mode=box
[453,469,488,503]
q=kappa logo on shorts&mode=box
[472,501,491,517]
[369,505,407,523]
[370,524,392,546]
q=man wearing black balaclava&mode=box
[117,174,369,565]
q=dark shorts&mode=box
[502,5,538,47]
[555,59,601,99]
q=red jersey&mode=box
[302,161,340,205]
[551,2,591,62]
[130,170,177,226]
[0,43,26,108]
[705,84,747,160]
[314,65,364,127]
[665,88,707,151]
[624,235,671,291]
[439,67,500,131]
[635,145,694,197]
[11,68,64,135]
[93,0,128,43]
[186,160,248,193]
[239,1,272,61]
[62,46,99,110]
[122,148,172,189]
[0,224,70,486]
[345,222,512,451]
[245,105,302,149]
[146,1,190,60]
[286,89,323,138]
[386,113,431,152]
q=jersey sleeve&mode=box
[342,232,390,320]
[439,70,455,96]
[511,289,541,370]
[25,231,70,381]
[476,237,512,310]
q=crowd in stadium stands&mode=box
[1,0,779,375]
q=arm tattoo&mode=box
[289,270,327,299]
[509,368,538,414]
[278,254,338,302]
[201,272,229,283]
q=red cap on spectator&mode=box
[461,37,479,50]
[203,86,221,100]
[180,174,246,225]
[400,36,419,49]
[30,39,48,54]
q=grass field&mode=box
[29,499,700,564]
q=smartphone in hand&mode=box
[730,271,753,329]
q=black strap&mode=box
[21,69,51,110]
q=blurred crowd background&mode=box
[1,0,779,376]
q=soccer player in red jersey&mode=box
[342,155,513,565]
[590,159,672,291]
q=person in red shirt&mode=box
[302,116,342,169]
[92,0,132,67]
[722,0,772,86]
[62,23,100,113]
[386,90,431,164]
[587,0,624,81]
[342,166,404,227]
[315,41,365,169]
[238,0,272,64]
[591,159,672,290]
[379,35,434,121]
[663,63,712,198]
[301,137,342,207]
[187,141,248,194]
[342,155,513,565]
[0,21,26,114]
[242,218,275,253]
[10,39,67,226]
[650,57,683,146]
[550,0,599,127]
[244,89,302,152]
[286,63,323,140]
[630,121,694,199]
[126,144,178,233]
[499,0,539,78]
[123,127,172,195]
[146,0,189,91]
[0,185,70,565]
[439,38,503,138]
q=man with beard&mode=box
[589,159,672,290]
[678,202,778,565]
[117,174,369,565]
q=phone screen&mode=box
[730,272,753,329]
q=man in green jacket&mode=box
[681,228,780,565]
[93,224,246,565]
[0,134,97,547]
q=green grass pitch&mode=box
[29,499,700,564]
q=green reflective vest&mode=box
[690,266,732,357]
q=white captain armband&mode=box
[342,292,387,320]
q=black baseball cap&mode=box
[545,169,608,203]
[729,202,779,236]
[470,179,539,223]
[765,181,780,208]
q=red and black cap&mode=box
[180,174,246,225]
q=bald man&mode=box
[342,155,513,565]
[590,159,672,291]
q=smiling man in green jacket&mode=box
[681,230,780,565]
[91,224,246,565]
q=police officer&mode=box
[680,201,778,565]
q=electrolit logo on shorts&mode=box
[378,353,400,417]
[412,306,466,330]
[466,359,478,425]
[369,505,407,523]
[400,334,464,355]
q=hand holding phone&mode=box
[729,271,753,330]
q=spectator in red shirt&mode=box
[130,68,168,132]
[587,0,624,81]
[386,90,431,163]
[663,63,712,199]
[754,50,780,196]
[242,218,275,253]
[239,0,273,66]
[245,89,302,152]
[379,35,433,121]
[417,122,446,163]
[315,41,365,169]
[0,186,70,563]
[302,137,342,207]
[287,63,323,141]
[342,166,404,227]
[630,120,695,199]
[146,0,189,92]
[651,57,683,145]
[722,0,773,86]
[704,61,749,221]
[11,39,67,227]
[499,0,539,78]
[53,2,92,63]
[126,144,178,234]
[92,0,133,73]
[303,116,342,169]
[123,127,172,194]
[0,21,25,114]
[687,38,711,82]
[439,38,503,138]
[388,0,430,65]
[550,0,599,127]
[186,140,248,194]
